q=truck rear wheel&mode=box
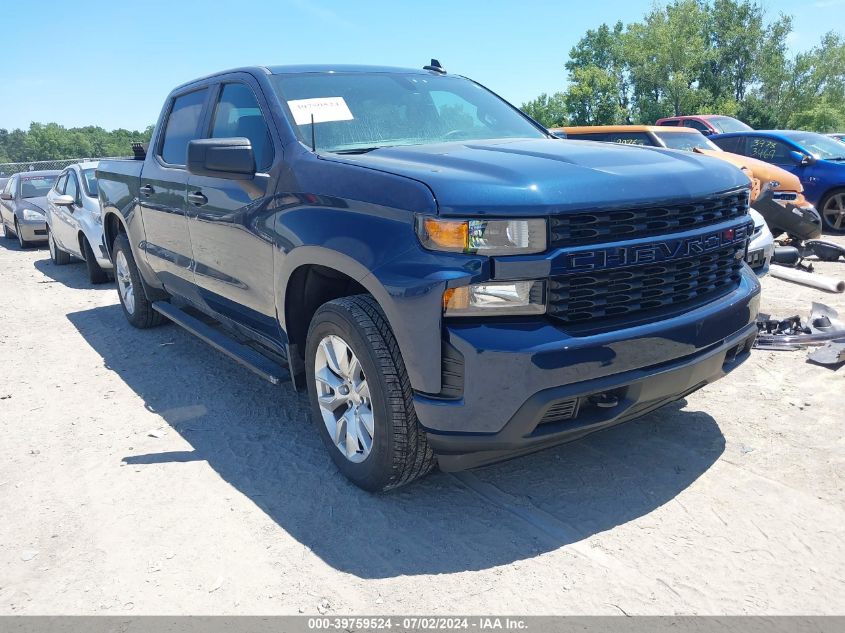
[305,295,435,492]
[112,233,166,329]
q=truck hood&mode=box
[329,138,750,216]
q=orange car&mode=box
[554,125,822,240]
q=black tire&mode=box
[819,188,845,234]
[112,233,166,329]
[305,295,435,492]
[1,222,13,240]
[48,228,72,265]
[82,237,109,284]
[15,219,33,249]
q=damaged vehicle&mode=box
[711,130,845,234]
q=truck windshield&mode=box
[270,72,547,153]
[655,131,720,152]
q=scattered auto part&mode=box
[755,302,845,350]
[808,341,845,366]
[803,239,845,262]
[769,265,845,293]
[772,246,800,266]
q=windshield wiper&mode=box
[331,147,383,154]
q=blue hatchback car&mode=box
[711,130,845,232]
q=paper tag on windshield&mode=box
[287,97,354,125]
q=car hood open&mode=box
[328,138,750,216]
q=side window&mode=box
[683,119,710,133]
[9,176,19,198]
[65,172,79,202]
[748,137,793,164]
[659,119,679,127]
[2,176,13,196]
[210,83,274,171]
[713,136,743,154]
[160,89,208,166]
[55,173,68,194]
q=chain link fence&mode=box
[0,157,129,178]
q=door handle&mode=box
[139,184,155,197]
[188,191,208,206]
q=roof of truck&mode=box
[266,64,437,75]
[173,64,444,90]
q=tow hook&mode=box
[589,392,619,408]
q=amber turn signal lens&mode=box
[421,218,469,251]
[442,287,470,310]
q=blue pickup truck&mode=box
[97,63,760,491]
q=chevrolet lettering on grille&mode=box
[563,222,752,273]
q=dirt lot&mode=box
[1,233,844,616]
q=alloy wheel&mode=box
[48,231,57,261]
[115,250,136,315]
[822,193,845,231]
[313,334,375,463]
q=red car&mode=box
[655,114,752,136]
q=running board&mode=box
[152,301,287,385]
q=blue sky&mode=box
[3,0,843,131]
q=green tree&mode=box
[521,92,568,127]
[565,66,626,125]
[0,123,153,163]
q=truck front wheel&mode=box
[305,295,435,492]
[112,233,166,329]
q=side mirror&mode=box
[0,191,12,200]
[790,150,814,166]
[53,194,75,207]
[187,138,255,180]
[700,129,714,136]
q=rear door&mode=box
[185,77,280,339]
[140,86,210,299]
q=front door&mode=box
[139,87,209,299]
[186,79,279,340]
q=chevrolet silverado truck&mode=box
[97,63,760,491]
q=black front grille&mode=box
[550,189,749,248]
[548,245,744,325]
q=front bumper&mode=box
[747,226,774,273]
[17,219,48,242]
[415,268,760,471]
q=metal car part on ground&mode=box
[755,303,845,352]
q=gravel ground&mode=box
[1,232,844,615]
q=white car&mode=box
[747,208,774,275]
[45,161,112,283]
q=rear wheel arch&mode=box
[103,212,127,257]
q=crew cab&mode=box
[97,64,760,491]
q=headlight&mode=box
[22,208,45,221]
[417,217,547,255]
[443,280,546,316]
